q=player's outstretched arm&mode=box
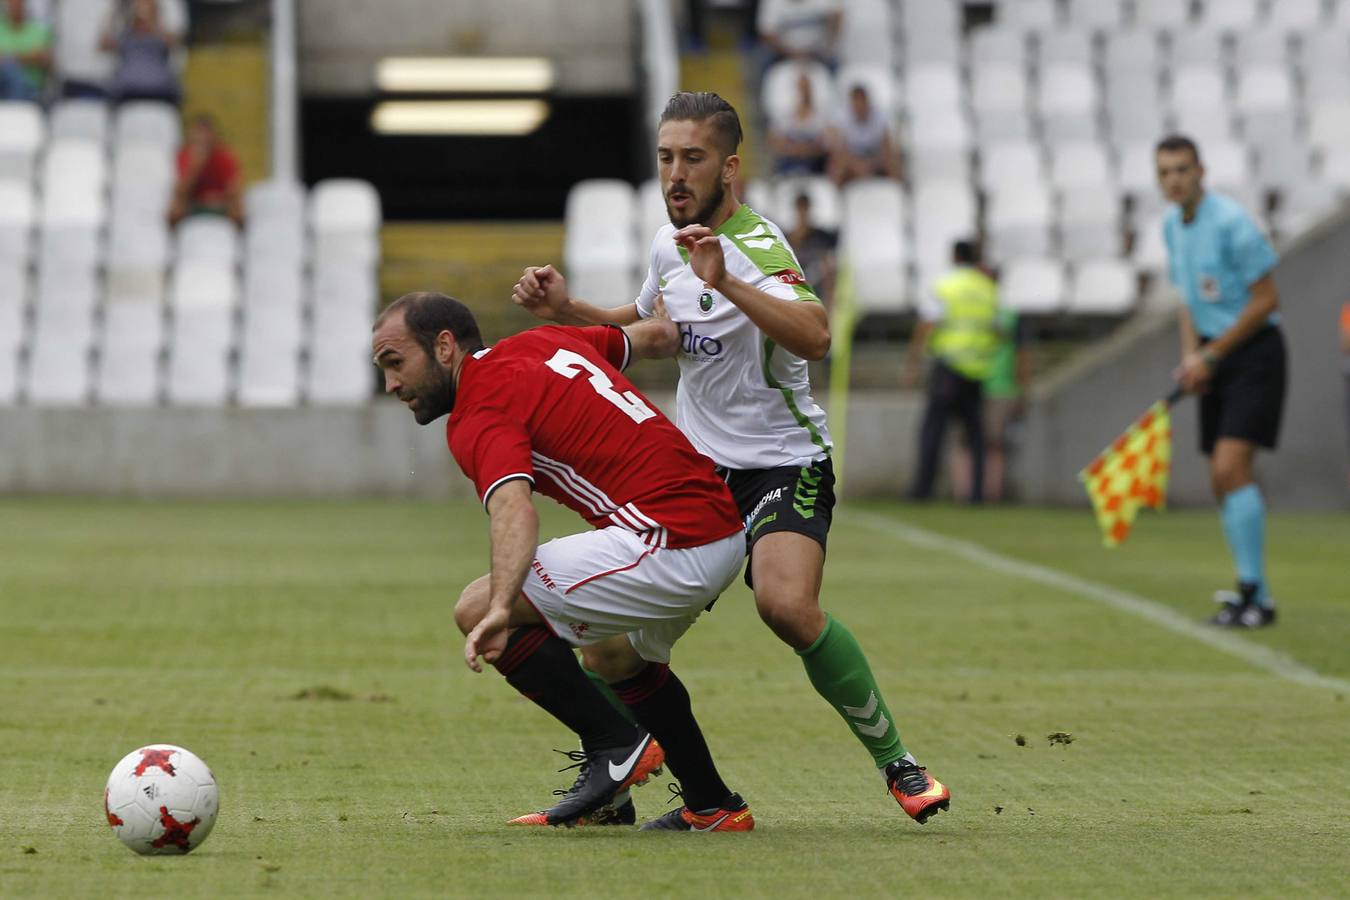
[673,226,831,361]
[512,264,641,327]
[464,480,538,672]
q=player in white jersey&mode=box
[512,92,950,824]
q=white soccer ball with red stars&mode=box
[104,744,219,855]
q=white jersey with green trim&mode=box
[634,204,832,470]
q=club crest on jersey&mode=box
[698,288,715,315]
[1199,275,1221,301]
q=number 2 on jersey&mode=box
[544,349,657,424]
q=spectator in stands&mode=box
[0,0,52,102]
[757,0,842,67]
[768,72,829,175]
[168,114,244,226]
[903,240,1001,504]
[785,192,837,308]
[827,84,901,186]
[102,0,180,105]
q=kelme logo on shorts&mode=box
[698,289,715,315]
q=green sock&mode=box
[797,614,905,768]
[582,665,637,725]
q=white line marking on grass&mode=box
[852,510,1350,693]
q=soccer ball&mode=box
[104,744,219,855]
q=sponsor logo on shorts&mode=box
[748,487,784,523]
[531,560,556,591]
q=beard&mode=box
[666,178,726,229]
[405,366,457,425]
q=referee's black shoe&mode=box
[1209,590,1277,628]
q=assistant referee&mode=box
[1156,134,1286,628]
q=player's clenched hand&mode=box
[464,607,511,673]
[512,265,570,320]
[673,225,726,289]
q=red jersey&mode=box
[447,326,743,550]
[176,144,241,206]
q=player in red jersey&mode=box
[372,291,754,831]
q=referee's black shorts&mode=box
[1198,325,1287,455]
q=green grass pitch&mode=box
[1,498,1347,898]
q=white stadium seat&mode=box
[979,140,1044,194]
[166,259,238,406]
[50,99,110,145]
[913,181,977,275]
[1130,212,1169,276]
[0,262,27,404]
[970,26,1028,67]
[1197,0,1259,31]
[1049,141,1116,192]
[1036,29,1093,66]
[0,102,46,183]
[986,182,1054,258]
[1267,0,1324,29]
[1068,259,1135,314]
[774,175,841,231]
[114,102,181,149]
[54,0,118,90]
[838,0,894,70]
[565,179,638,307]
[0,180,35,266]
[175,215,241,264]
[761,59,835,126]
[1133,0,1191,28]
[1002,257,1066,313]
[1065,0,1124,31]
[238,261,305,407]
[97,270,165,406]
[840,178,909,312]
[1059,187,1123,261]
[996,0,1059,30]
[637,178,670,246]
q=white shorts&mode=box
[520,527,744,663]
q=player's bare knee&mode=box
[581,636,644,682]
[453,576,491,636]
[754,589,823,649]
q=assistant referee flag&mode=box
[1079,398,1175,547]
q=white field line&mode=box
[851,510,1350,694]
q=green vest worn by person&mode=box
[929,266,999,381]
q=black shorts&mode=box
[1199,326,1287,455]
[721,457,836,588]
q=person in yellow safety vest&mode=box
[902,239,1001,503]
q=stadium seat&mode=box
[1270,179,1342,237]
[1169,29,1226,67]
[238,261,304,407]
[1198,140,1254,191]
[1169,64,1229,113]
[97,269,165,406]
[1117,140,1164,207]
[27,265,98,405]
[1232,29,1291,68]
[1266,0,1325,29]
[1255,135,1314,194]
[986,182,1054,259]
[1058,187,1124,260]
[111,143,175,223]
[0,102,45,183]
[972,62,1032,142]
[0,263,26,404]
[310,179,382,269]
[1197,0,1260,31]
[1130,211,1169,276]
[970,26,1028,67]
[1308,101,1350,152]
[905,64,963,115]
[1303,62,1350,103]
[1235,65,1294,115]
[1317,146,1350,194]
[1103,29,1160,76]
[1104,79,1166,143]
[1299,31,1350,76]
[761,59,835,126]
[1001,257,1066,313]
[564,178,637,307]
[995,0,1059,30]
[1067,259,1135,314]
[978,139,1044,194]
[1133,0,1192,28]
[912,180,977,276]
[907,111,974,182]
[245,179,306,223]
[1170,106,1236,146]
[166,259,238,406]
[637,178,669,245]
[1037,64,1100,140]
[175,216,241,264]
[1035,28,1093,66]
[50,99,110,145]
[1049,140,1116,192]
[902,29,962,65]
[114,102,181,149]
[838,0,894,70]
[1065,0,1125,31]
[0,180,35,266]
[743,179,778,225]
[840,178,908,312]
